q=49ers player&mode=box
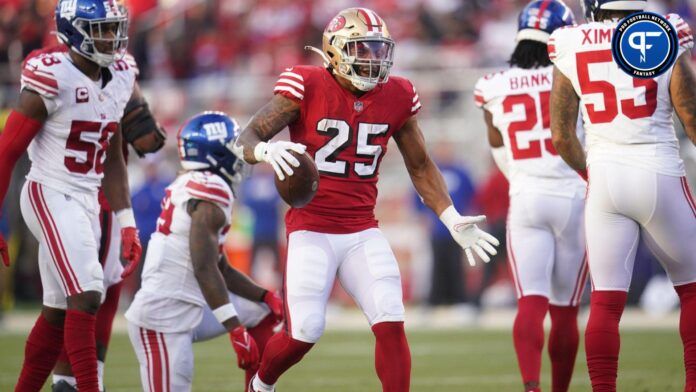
[0,1,143,391]
[549,0,696,390]
[232,8,500,392]
[475,1,584,391]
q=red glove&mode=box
[263,291,284,322]
[577,169,588,182]
[120,227,142,278]
[229,326,259,370]
[0,233,9,267]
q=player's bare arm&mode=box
[670,55,696,145]
[232,95,306,180]
[393,116,453,215]
[484,109,509,178]
[189,200,243,331]
[550,67,585,171]
[219,260,267,302]
[102,129,131,211]
[394,115,499,265]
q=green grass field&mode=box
[0,329,685,391]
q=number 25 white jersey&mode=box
[549,14,694,177]
[475,66,586,198]
[20,50,138,195]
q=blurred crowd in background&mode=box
[0,0,695,321]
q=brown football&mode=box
[274,151,319,208]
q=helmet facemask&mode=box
[334,37,394,91]
[72,15,128,67]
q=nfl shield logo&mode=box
[354,101,363,112]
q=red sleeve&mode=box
[185,180,231,208]
[273,68,305,103]
[0,111,42,207]
[410,83,422,115]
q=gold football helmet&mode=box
[307,7,394,91]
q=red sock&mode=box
[257,331,314,385]
[513,295,549,392]
[95,282,122,350]
[372,322,411,392]
[15,314,64,392]
[548,305,579,392]
[676,283,696,391]
[246,315,280,386]
[585,291,627,392]
[64,310,99,392]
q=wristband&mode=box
[438,205,459,228]
[213,303,238,324]
[253,142,268,162]
[115,208,136,228]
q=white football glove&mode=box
[439,206,500,266]
[253,141,307,181]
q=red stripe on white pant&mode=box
[29,182,82,295]
[681,177,696,218]
[571,254,588,305]
[506,227,524,298]
[141,328,170,392]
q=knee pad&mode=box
[372,279,405,323]
[297,313,325,343]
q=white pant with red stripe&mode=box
[586,162,696,291]
[20,181,105,308]
[285,228,405,343]
[507,192,587,306]
[128,293,271,392]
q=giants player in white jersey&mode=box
[0,1,143,391]
[126,112,284,391]
[475,2,585,391]
[549,0,696,390]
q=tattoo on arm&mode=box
[671,55,696,145]
[550,67,586,171]
[237,95,301,163]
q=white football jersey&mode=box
[549,14,694,177]
[125,171,233,332]
[20,51,138,195]
[475,66,586,198]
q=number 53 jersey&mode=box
[20,50,138,195]
[475,66,586,198]
[549,14,694,177]
[273,65,421,234]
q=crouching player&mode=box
[125,112,283,390]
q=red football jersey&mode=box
[274,66,421,234]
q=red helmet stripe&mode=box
[358,8,381,33]
[535,0,553,29]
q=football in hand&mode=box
[274,151,319,208]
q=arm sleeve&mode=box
[548,29,572,78]
[183,174,234,221]
[410,82,422,115]
[273,67,305,103]
[474,78,487,109]
[0,111,42,207]
[666,14,694,54]
[20,57,60,115]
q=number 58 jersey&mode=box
[273,65,420,234]
[20,49,138,195]
[475,67,586,198]
[549,14,694,177]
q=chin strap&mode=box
[304,46,331,67]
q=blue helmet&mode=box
[517,0,575,43]
[55,0,129,67]
[582,0,647,21]
[178,112,248,190]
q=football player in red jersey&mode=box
[232,8,500,392]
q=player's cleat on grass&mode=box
[52,380,77,392]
